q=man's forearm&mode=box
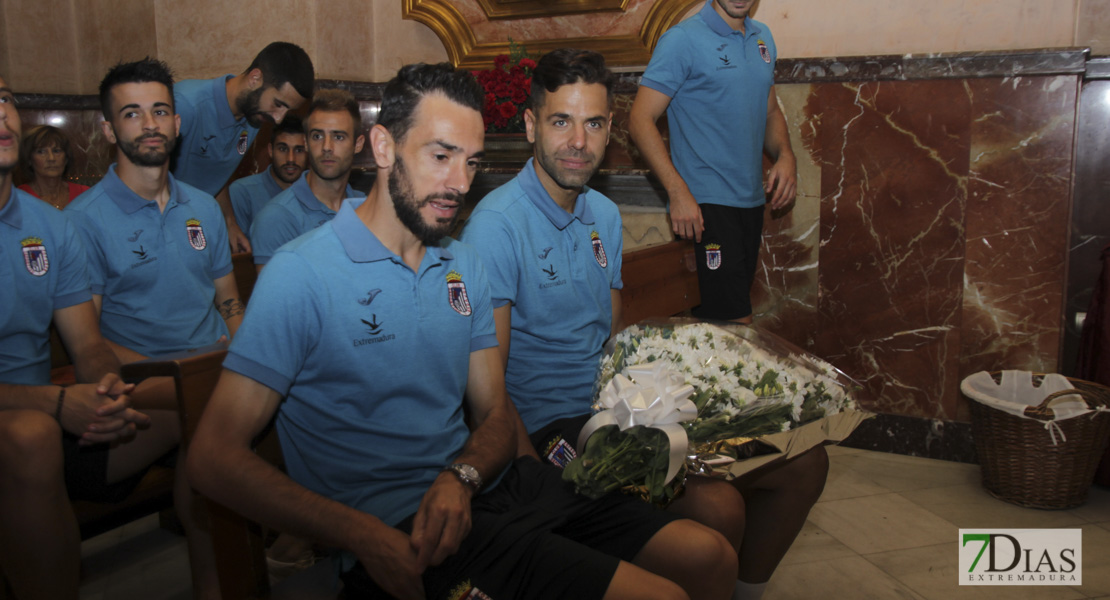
[629,97,690,196]
[452,401,517,485]
[763,96,795,164]
[0,383,63,413]
[71,341,124,385]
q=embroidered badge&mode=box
[447,580,492,600]
[590,231,608,268]
[446,270,472,316]
[758,39,771,64]
[185,219,207,251]
[544,438,578,470]
[237,130,249,155]
[21,237,49,276]
[705,243,722,271]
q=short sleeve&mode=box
[229,180,252,234]
[223,250,324,395]
[250,203,302,265]
[203,200,233,280]
[640,27,692,99]
[458,210,520,309]
[64,207,109,295]
[52,213,93,310]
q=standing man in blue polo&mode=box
[250,88,365,271]
[172,41,314,253]
[630,0,797,326]
[630,3,821,598]
[230,115,307,238]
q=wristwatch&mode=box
[444,463,482,493]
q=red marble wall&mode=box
[749,75,1078,421]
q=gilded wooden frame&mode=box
[476,0,627,20]
[402,0,702,68]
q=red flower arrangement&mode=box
[472,41,538,133]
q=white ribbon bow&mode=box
[577,363,698,484]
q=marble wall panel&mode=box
[958,75,1077,419]
[809,80,969,418]
[751,82,821,349]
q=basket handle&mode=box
[1034,388,1086,411]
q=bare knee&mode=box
[0,411,64,486]
[635,520,738,600]
[667,477,745,552]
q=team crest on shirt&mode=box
[185,219,207,250]
[21,237,49,276]
[757,40,771,64]
[447,580,492,600]
[446,270,472,317]
[590,231,608,268]
[237,130,249,155]
[705,243,722,271]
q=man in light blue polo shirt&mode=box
[172,42,314,253]
[630,5,824,596]
[68,58,244,364]
[250,88,365,270]
[188,62,736,600]
[630,0,797,325]
[0,73,180,600]
[230,115,307,236]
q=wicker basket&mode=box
[966,373,1110,509]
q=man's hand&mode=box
[227,218,252,253]
[765,153,797,211]
[410,471,473,569]
[668,186,705,242]
[60,382,150,445]
[356,526,426,600]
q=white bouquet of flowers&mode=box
[562,318,870,505]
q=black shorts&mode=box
[62,433,152,503]
[530,413,593,469]
[692,203,765,321]
[340,457,679,600]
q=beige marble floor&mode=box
[78,446,1110,599]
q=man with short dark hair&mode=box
[230,115,307,237]
[189,62,736,600]
[0,73,180,600]
[69,59,244,364]
[172,41,315,252]
[250,88,365,271]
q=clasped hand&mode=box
[61,373,150,445]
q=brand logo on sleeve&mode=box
[590,231,608,268]
[705,243,722,270]
[185,219,207,250]
[21,237,48,276]
[446,270,472,316]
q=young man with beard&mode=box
[188,62,736,600]
[229,115,308,237]
[0,74,184,600]
[67,59,244,364]
[250,89,366,271]
[465,48,824,600]
[172,42,314,253]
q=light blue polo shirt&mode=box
[459,158,623,433]
[65,166,233,356]
[249,172,365,265]
[640,0,777,208]
[224,198,498,537]
[230,170,283,236]
[172,76,259,196]
[1,186,91,385]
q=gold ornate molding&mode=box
[402,0,702,69]
[476,0,627,20]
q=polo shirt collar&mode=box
[0,184,23,228]
[99,164,190,214]
[262,169,284,197]
[213,75,243,129]
[332,198,455,265]
[699,0,759,38]
[292,171,352,214]
[519,157,595,230]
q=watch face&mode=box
[457,464,479,480]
